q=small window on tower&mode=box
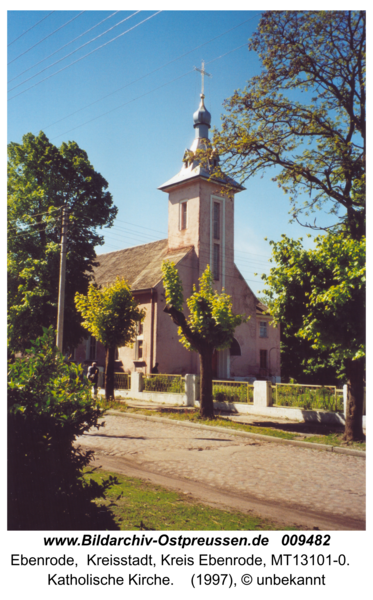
[260,349,267,369]
[213,202,220,239]
[180,201,188,230]
[213,243,220,280]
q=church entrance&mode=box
[212,348,230,379]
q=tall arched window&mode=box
[230,338,241,356]
[89,335,96,361]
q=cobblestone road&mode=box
[76,414,365,528]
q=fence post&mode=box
[254,380,273,407]
[98,367,104,389]
[343,384,348,417]
[131,372,143,394]
[184,374,199,406]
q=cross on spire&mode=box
[194,60,211,96]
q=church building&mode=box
[74,89,281,381]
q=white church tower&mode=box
[158,74,244,295]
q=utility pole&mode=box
[56,207,68,353]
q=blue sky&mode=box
[8,8,341,296]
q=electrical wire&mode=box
[96,230,272,268]
[8,220,59,234]
[8,220,273,277]
[8,11,55,47]
[94,238,266,288]
[47,36,249,140]
[8,226,60,241]
[50,69,194,140]
[89,231,272,273]
[8,11,121,83]
[7,210,272,263]
[8,11,140,92]
[8,231,271,292]
[39,13,260,132]
[112,218,273,260]
[8,11,162,101]
[67,215,273,264]
[8,205,62,219]
[206,42,249,66]
[8,12,86,65]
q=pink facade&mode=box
[75,94,281,381]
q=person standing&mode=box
[87,361,99,396]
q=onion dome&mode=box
[193,93,211,139]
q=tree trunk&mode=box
[105,346,116,401]
[199,346,214,419]
[344,357,365,441]
[163,303,215,418]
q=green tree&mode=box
[8,327,116,530]
[75,278,145,400]
[261,233,365,441]
[209,11,365,240]
[161,262,246,418]
[8,131,117,355]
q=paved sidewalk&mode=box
[77,413,366,530]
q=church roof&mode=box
[256,301,270,316]
[158,162,244,192]
[92,239,193,291]
[158,92,244,192]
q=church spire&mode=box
[193,61,212,139]
[158,60,244,193]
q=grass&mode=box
[305,433,366,451]
[99,399,366,451]
[143,374,184,394]
[213,383,253,404]
[273,385,344,412]
[83,468,296,530]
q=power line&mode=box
[8,11,55,47]
[8,12,86,65]
[8,208,272,262]
[8,221,270,288]
[112,218,272,260]
[50,69,194,140]
[90,230,272,273]
[95,239,265,288]
[39,13,259,132]
[206,42,249,66]
[8,11,140,92]
[8,225,60,241]
[74,215,273,263]
[8,11,120,84]
[8,205,62,219]
[8,11,162,101]
[48,38,249,142]
[99,228,272,267]
[8,215,273,269]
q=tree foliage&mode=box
[209,11,365,239]
[75,278,145,399]
[161,262,246,418]
[261,233,365,440]
[8,131,117,354]
[8,327,116,530]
